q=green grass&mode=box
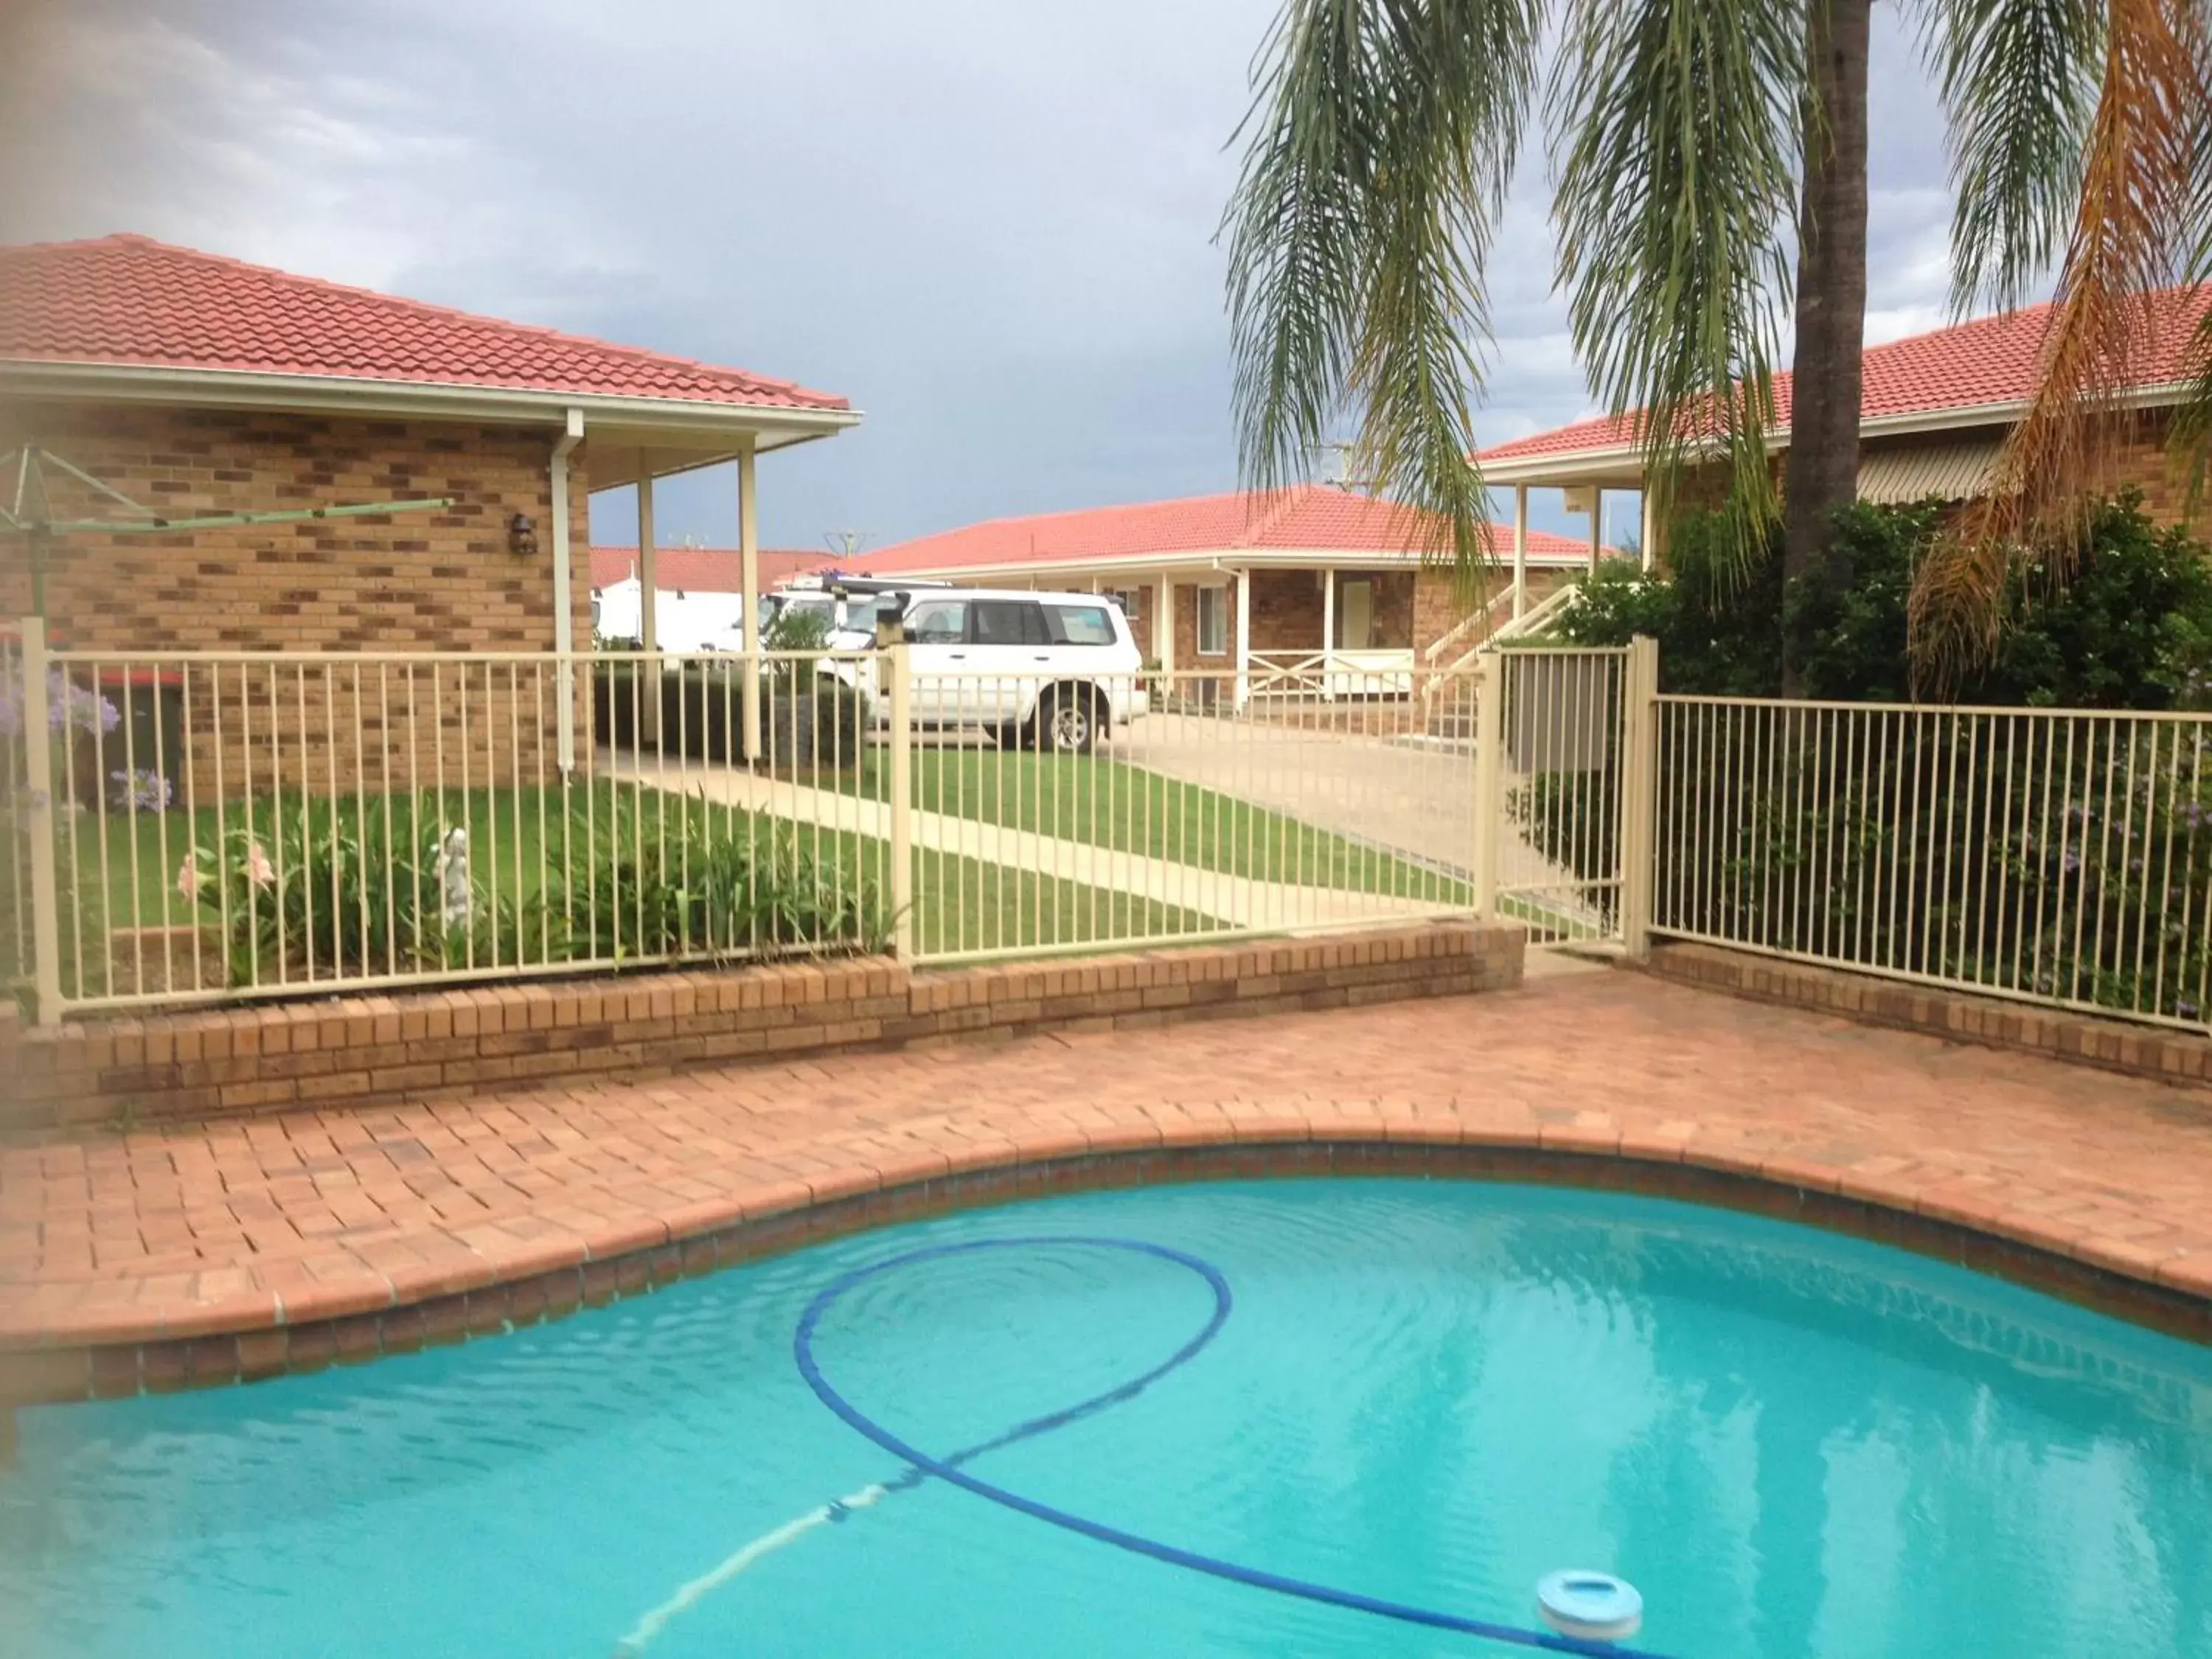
[817,749,1468,903]
[65,779,1208,978]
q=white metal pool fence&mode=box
[6,613,2204,1037]
[0,620,1489,1020]
[1650,694,2212,1032]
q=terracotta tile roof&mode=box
[0,233,849,412]
[588,546,839,592]
[1476,285,2211,466]
[857,485,1605,575]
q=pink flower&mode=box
[245,842,276,889]
[175,857,201,901]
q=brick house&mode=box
[1475,287,2212,557]
[0,234,857,791]
[804,485,1607,699]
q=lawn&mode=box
[816,748,1469,904]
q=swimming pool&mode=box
[4,1180,2208,1657]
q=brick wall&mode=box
[1646,942,2212,1086]
[1248,569,1321,651]
[1655,405,2203,560]
[2105,408,2202,532]
[3,921,1526,1133]
[1,401,594,795]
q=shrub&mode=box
[181,805,463,985]
[563,812,887,960]
[1555,492,2212,709]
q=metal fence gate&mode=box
[1472,639,1658,950]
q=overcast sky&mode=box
[3,0,1960,552]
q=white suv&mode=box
[826,589,1147,754]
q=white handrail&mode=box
[1486,580,1584,644]
[1422,585,1516,665]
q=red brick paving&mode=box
[4,968,2211,1351]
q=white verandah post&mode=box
[1320,567,1336,700]
[1587,486,1604,574]
[19,616,63,1025]
[1153,574,1174,675]
[1512,485,1528,619]
[738,438,762,763]
[636,453,658,658]
[1233,566,1251,709]
[637,453,660,742]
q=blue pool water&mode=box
[4,1180,2210,1658]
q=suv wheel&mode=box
[1038,688,1097,754]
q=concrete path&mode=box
[605,751,1463,935]
[1120,714,1604,928]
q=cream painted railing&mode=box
[2,621,1485,1020]
[1651,695,2212,1032]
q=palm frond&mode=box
[1223,0,1545,580]
[1921,0,2104,316]
[1547,0,1805,575]
[1910,0,2210,688]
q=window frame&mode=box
[1196,585,1228,657]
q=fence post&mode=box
[886,638,914,960]
[1471,648,1503,921]
[1619,633,1660,960]
[18,617,64,1026]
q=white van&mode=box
[824,588,1147,754]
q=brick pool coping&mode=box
[4,965,2211,1411]
[4,1122,2208,1412]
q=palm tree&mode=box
[1224,0,2211,690]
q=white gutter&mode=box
[550,407,584,772]
[0,360,862,448]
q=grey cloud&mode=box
[6,0,1964,553]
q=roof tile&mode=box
[1476,287,2210,465]
[0,233,849,412]
[852,485,1605,576]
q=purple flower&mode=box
[2062,852,2081,874]
[108,768,173,814]
[2179,999,2201,1020]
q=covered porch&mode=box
[972,554,1492,706]
[587,403,855,751]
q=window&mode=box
[1338,579,1374,650]
[973,600,1046,644]
[905,599,969,644]
[1045,604,1116,647]
[1107,589,1142,622]
[1197,587,1228,655]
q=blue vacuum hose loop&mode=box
[794,1234,1677,1657]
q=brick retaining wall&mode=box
[1,921,1523,1135]
[1645,942,2212,1086]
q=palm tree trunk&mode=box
[1781,0,1872,693]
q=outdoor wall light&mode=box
[508,513,539,557]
